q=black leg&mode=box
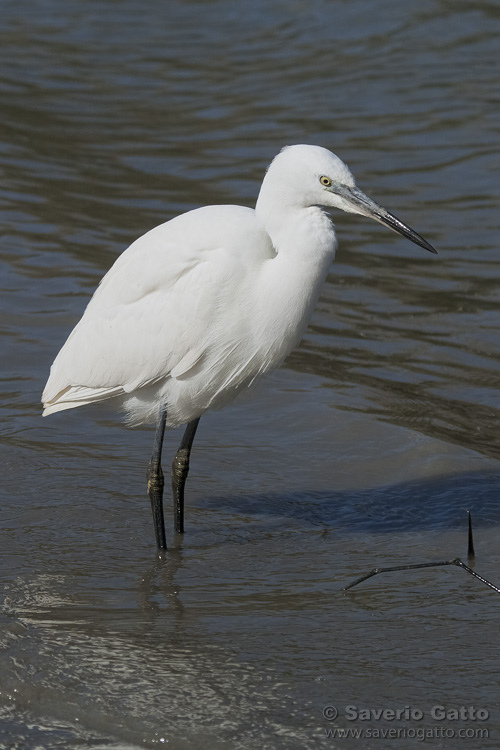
[172,417,200,534]
[147,406,168,549]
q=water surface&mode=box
[1,1,500,748]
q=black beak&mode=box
[336,185,437,255]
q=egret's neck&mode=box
[255,187,337,265]
[255,187,337,274]
[253,192,337,359]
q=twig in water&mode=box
[343,558,500,593]
[343,512,499,594]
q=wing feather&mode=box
[42,205,271,415]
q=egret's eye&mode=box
[319,175,332,187]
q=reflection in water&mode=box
[138,548,185,618]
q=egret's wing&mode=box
[42,205,271,414]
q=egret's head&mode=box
[262,144,436,254]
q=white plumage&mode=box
[42,144,435,547]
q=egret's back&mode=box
[43,204,280,425]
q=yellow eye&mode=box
[319,175,331,187]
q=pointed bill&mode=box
[333,184,437,254]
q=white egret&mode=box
[42,145,436,548]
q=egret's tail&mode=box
[42,385,125,416]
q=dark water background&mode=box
[1,1,500,748]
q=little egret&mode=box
[42,145,436,549]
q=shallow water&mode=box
[1,1,500,748]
